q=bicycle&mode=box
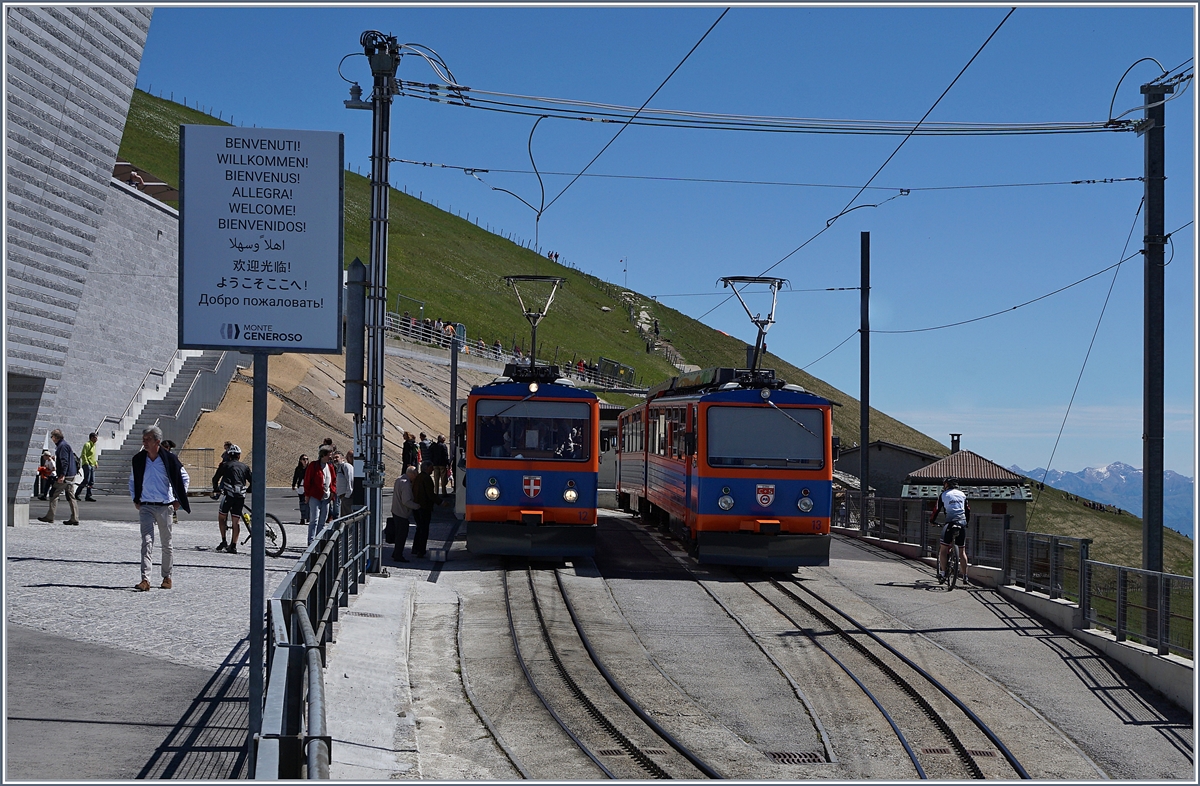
[236,501,288,558]
[944,536,961,591]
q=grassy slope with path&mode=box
[119,89,1191,574]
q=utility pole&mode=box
[355,31,400,569]
[1139,80,1170,575]
[859,232,870,534]
[1139,78,1170,654]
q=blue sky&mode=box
[137,4,1196,477]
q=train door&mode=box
[686,403,698,525]
[598,423,618,508]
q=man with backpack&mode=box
[38,428,80,525]
[213,445,251,554]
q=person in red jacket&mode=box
[303,446,336,545]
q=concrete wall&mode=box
[5,6,153,512]
[52,181,182,452]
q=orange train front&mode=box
[464,364,600,558]
[617,367,834,570]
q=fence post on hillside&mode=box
[1049,537,1060,599]
[1115,569,1127,642]
[1078,539,1091,624]
[1157,574,1170,655]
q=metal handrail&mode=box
[94,363,171,440]
[256,508,373,778]
[1001,532,1193,660]
[1083,560,1193,658]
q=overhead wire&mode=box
[801,331,859,371]
[695,7,1017,324]
[392,157,1141,192]
[399,82,1131,136]
[542,8,729,215]
[871,218,1191,335]
[1027,197,1143,527]
[873,253,1140,335]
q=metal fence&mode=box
[1002,531,1193,660]
[834,494,1010,569]
[1003,531,1091,603]
[255,508,372,779]
[1084,561,1193,659]
[176,448,215,495]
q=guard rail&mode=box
[255,508,372,778]
[1003,531,1192,659]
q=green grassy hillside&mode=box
[118,88,946,455]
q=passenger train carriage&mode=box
[617,367,834,569]
[464,364,600,557]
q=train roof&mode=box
[644,366,830,404]
[471,363,598,400]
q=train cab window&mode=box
[706,405,825,469]
[475,399,591,461]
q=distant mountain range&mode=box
[1009,462,1194,538]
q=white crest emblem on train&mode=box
[523,476,542,498]
[756,484,776,506]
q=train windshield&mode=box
[706,405,825,469]
[475,399,591,461]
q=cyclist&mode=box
[213,445,251,554]
[930,477,970,584]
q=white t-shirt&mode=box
[940,488,968,522]
[337,460,354,497]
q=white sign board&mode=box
[179,125,344,352]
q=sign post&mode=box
[179,124,344,769]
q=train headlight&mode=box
[528,382,539,393]
[718,495,735,511]
[797,496,815,512]
[485,485,501,501]
[563,488,579,503]
[760,388,771,401]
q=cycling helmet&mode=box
[228,444,242,457]
[943,477,958,488]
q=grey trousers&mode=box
[139,504,174,581]
[46,480,79,522]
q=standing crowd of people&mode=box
[388,431,452,561]
[30,420,456,592]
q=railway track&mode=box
[502,561,721,779]
[737,572,1031,780]
[616,512,1029,778]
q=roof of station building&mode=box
[906,450,1026,484]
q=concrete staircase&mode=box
[91,351,228,496]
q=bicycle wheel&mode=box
[947,548,959,591]
[263,513,287,558]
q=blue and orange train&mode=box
[617,367,835,569]
[464,364,600,557]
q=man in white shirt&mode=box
[336,450,355,516]
[129,426,190,591]
[930,478,971,584]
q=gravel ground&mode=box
[5,515,294,671]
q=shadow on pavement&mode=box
[137,637,252,779]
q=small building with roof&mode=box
[902,435,1032,531]
[835,440,944,498]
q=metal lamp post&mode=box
[346,30,400,569]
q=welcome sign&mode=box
[179,125,344,353]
